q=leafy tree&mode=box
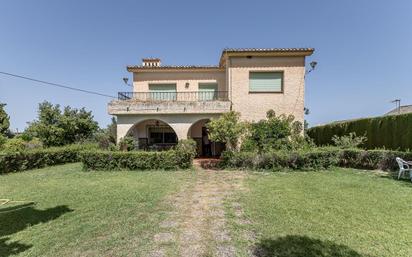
[207,111,246,151]
[27,101,98,147]
[0,103,10,136]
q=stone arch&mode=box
[125,119,179,150]
[187,118,225,157]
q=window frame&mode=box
[248,71,284,94]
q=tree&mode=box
[0,103,10,136]
[206,111,246,151]
[107,117,117,144]
[26,101,98,146]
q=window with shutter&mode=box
[249,72,283,92]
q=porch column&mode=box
[169,123,190,141]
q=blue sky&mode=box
[1,0,411,131]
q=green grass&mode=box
[0,163,192,257]
[2,164,412,257]
[229,169,412,257]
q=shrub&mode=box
[0,144,100,174]
[118,136,136,151]
[332,132,367,149]
[220,148,412,172]
[242,110,310,152]
[0,145,80,173]
[221,148,339,171]
[307,113,412,151]
[81,149,193,171]
[174,139,197,168]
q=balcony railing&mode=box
[118,91,229,102]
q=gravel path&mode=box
[147,162,250,257]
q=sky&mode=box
[1,0,411,131]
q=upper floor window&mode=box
[249,71,283,93]
[198,83,218,101]
[149,84,177,100]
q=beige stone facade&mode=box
[108,48,314,153]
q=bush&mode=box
[0,144,100,174]
[332,132,367,149]
[81,149,193,171]
[220,148,412,172]
[118,136,137,151]
[1,137,43,152]
[221,149,339,171]
[174,139,197,169]
[0,145,79,173]
[242,110,310,152]
[307,113,412,151]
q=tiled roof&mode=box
[222,48,314,53]
[127,65,221,71]
[128,48,314,71]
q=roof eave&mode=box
[127,66,224,72]
[219,49,315,67]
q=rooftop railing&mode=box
[117,91,229,102]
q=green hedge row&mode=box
[220,148,412,171]
[81,150,192,171]
[307,113,412,151]
[0,145,84,174]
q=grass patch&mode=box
[0,163,192,257]
[229,168,412,257]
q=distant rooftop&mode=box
[385,105,412,116]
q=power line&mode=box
[0,71,116,98]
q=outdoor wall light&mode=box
[310,61,317,70]
[185,82,190,88]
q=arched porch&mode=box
[126,119,178,150]
[187,119,225,157]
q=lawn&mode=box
[0,163,193,257]
[1,164,412,257]
[227,169,412,257]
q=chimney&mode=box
[142,58,161,67]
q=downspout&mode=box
[227,55,233,111]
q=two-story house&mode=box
[108,48,314,155]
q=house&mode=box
[108,48,314,156]
[385,105,412,116]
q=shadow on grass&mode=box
[0,204,73,257]
[253,235,372,257]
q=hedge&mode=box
[220,148,412,172]
[81,150,192,171]
[307,113,412,151]
[0,145,85,174]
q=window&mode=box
[249,72,283,93]
[149,84,177,100]
[148,126,177,145]
[198,83,218,101]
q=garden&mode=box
[1,102,412,256]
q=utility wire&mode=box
[0,71,116,98]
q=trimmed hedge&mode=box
[307,113,412,151]
[0,145,85,174]
[220,148,412,172]
[81,150,192,171]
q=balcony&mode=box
[108,91,231,115]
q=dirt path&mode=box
[147,162,252,257]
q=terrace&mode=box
[108,91,231,115]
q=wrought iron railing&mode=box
[118,91,229,101]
